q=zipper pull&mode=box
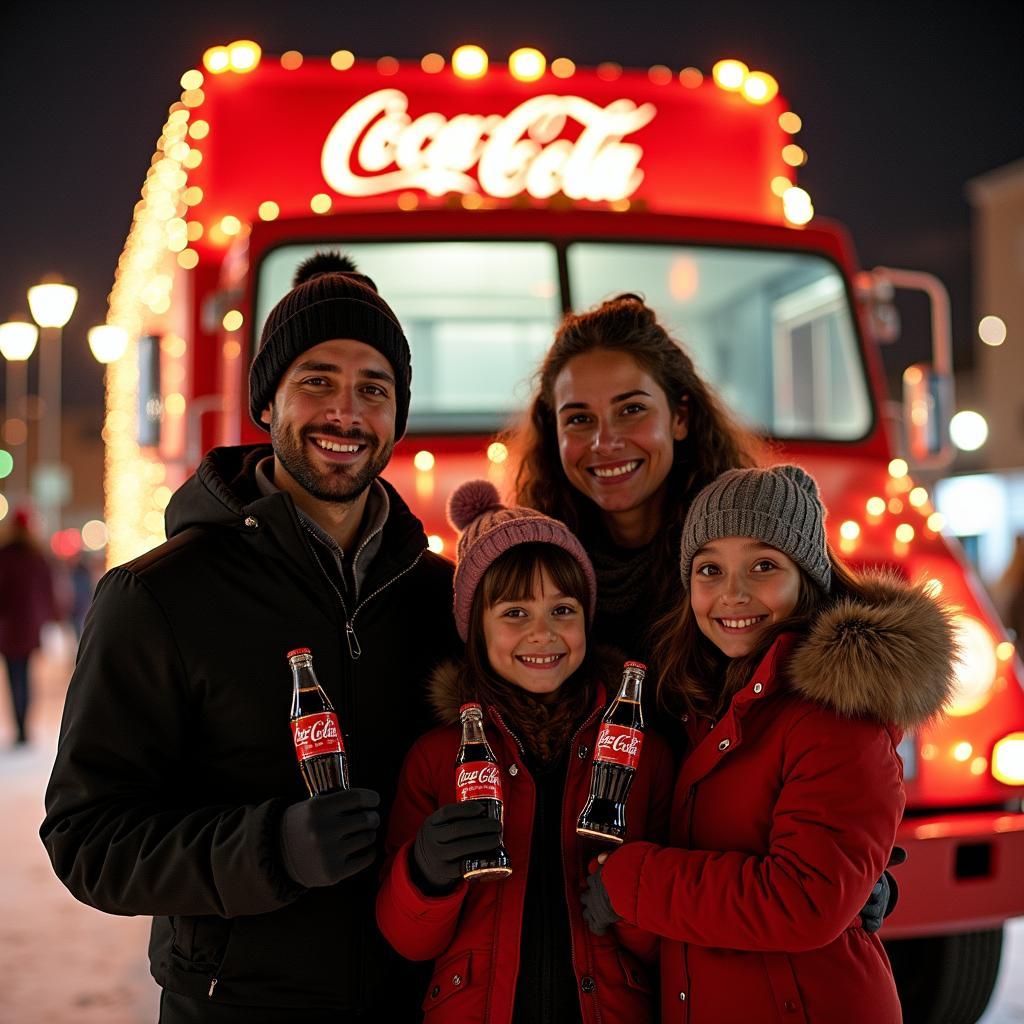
[208,978,218,998]
[345,621,362,660]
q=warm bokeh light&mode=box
[895,523,915,544]
[203,46,230,74]
[909,487,929,507]
[413,450,435,471]
[970,756,988,776]
[648,65,673,85]
[678,67,703,88]
[782,144,807,167]
[487,442,509,464]
[888,458,909,478]
[596,62,622,81]
[177,249,200,270]
[978,315,1006,346]
[330,50,355,71]
[310,193,333,214]
[222,310,244,332]
[452,45,488,79]
[926,511,945,532]
[782,186,813,225]
[87,324,129,363]
[421,53,445,74]
[258,201,280,221]
[28,282,78,328]
[377,56,400,76]
[397,192,418,211]
[551,57,576,79]
[888,498,904,515]
[228,40,261,73]
[712,59,748,91]
[952,741,973,762]
[81,520,109,551]
[947,614,998,717]
[180,69,204,91]
[949,410,988,451]
[866,496,886,516]
[839,520,861,541]
[509,48,546,82]
[220,215,242,236]
[992,733,1024,785]
[771,176,791,197]
[742,71,778,104]
[280,51,303,70]
[427,535,445,555]
[0,495,9,521]
[996,641,1015,662]
[779,111,802,133]
[0,321,39,361]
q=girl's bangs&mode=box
[481,543,590,609]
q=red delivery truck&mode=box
[102,41,1024,1023]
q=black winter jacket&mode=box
[41,445,460,1017]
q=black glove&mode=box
[412,801,504,893]
[279,787,380,889]
[580,867,621,936]
[860,847,906,933]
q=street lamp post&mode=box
[27,278,78,533]
[0,319,39,503]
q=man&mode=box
[41,254,460,1021]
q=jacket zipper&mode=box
[562,706,603,1023]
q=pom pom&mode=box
[447,480,503,531]
[777,464,819,498]
[293,251,378,292]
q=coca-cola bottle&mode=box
[288,647,348,796]
[455,703,512,880]
[577,661,646,843]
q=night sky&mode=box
[2,0,1021,418]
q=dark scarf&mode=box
[484,669,595,765]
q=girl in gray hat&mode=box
[579,464,957,1023]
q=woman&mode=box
[0,509,56,745]
[511,293,763,664]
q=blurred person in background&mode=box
[0,508,56,745]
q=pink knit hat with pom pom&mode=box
[446,480,597,641]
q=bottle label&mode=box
[291,713,345,761]
[456,761,504,803]
[594,724,643,769]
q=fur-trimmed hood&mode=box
[787,570,957,729]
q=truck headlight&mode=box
[947,614,997,717]
[992,733,1024,786]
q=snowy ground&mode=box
[1,628,1021,1023]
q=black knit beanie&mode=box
[249,252,412,437]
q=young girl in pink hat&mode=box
[377,479,673,1024]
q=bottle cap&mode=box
[623,660,647,672]
[459,702,483,717]
[287,647,312,659]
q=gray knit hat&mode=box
[680,465,831,592]
[447,480,597,642]
[249,252,411,438]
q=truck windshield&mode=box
[256,240,871,439]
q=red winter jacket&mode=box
[377,661,675,1024]
[600,573,955,1024]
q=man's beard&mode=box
[271,413,394,504]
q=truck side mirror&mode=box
[868,267,956,470]
[902,362,953,463]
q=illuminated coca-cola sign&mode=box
[321,88,656,202]
[190,61,790,229]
